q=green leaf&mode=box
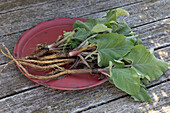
[124,45,168,81]
[130,86,151,102]
[73,20,91,31]
[107,61,124,84]
[71,18,110,49]
[140,75,151,85]
[91,24,112,33]
[149,48,154,54]
[95,33,133,66]
[63,31,72,36]
[73,28,91,41]
[140,75,151,81]
[126,34,142,45]
[73,18,105,31]
[70,40,81,49]
[112,60,125,68]
[111,20,131,36]
[105,10,117,27]
[116,8,130,17]
[141,78,150,85]
[110,67,140,95]
[106,10,117,22]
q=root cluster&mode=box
[0,31,102,80]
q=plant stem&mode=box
[69,43,97,56]
[78,54,91,68]
[48,31,75,48]
[38,43,97,60]
[85,50,97,59]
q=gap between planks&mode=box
[78,1,143,18]
[0,16,169,39]
[0,0,142,15]
[79,81,170,113]
[0,0,57,15]
[0,85,40,100]
[76,80,170,113]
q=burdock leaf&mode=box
[130,86,151,102]
[91,24,112,33]
[73,18,105,31]
[110,67,140,95]
[112,60,125,68]
[116,8,130,17]
[105,10,117,24]
[73,28,91,41]
[95,33,133,66]
[73,20,92,31]
[124,45,168,81]
[111,20,131,36]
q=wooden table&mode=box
[0,0,169,112]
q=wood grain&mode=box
[1,0,169,36]
[133,19,170,49]
[0,0,55,14]
[0,47,169,113]
[83,0,170,28]
[83,81,170,113]
[0,63,38,99]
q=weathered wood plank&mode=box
[0,33,22,64]
[0,0,55,14]
[1,0,169,36]
[0,63,38,99]
[133,19,170,49]
[83,81,170,113]
[0,47,169,113]
[83,0,170,28]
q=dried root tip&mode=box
[0,60,14,73]
[0,48,12,59]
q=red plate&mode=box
[14,18,107,90]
